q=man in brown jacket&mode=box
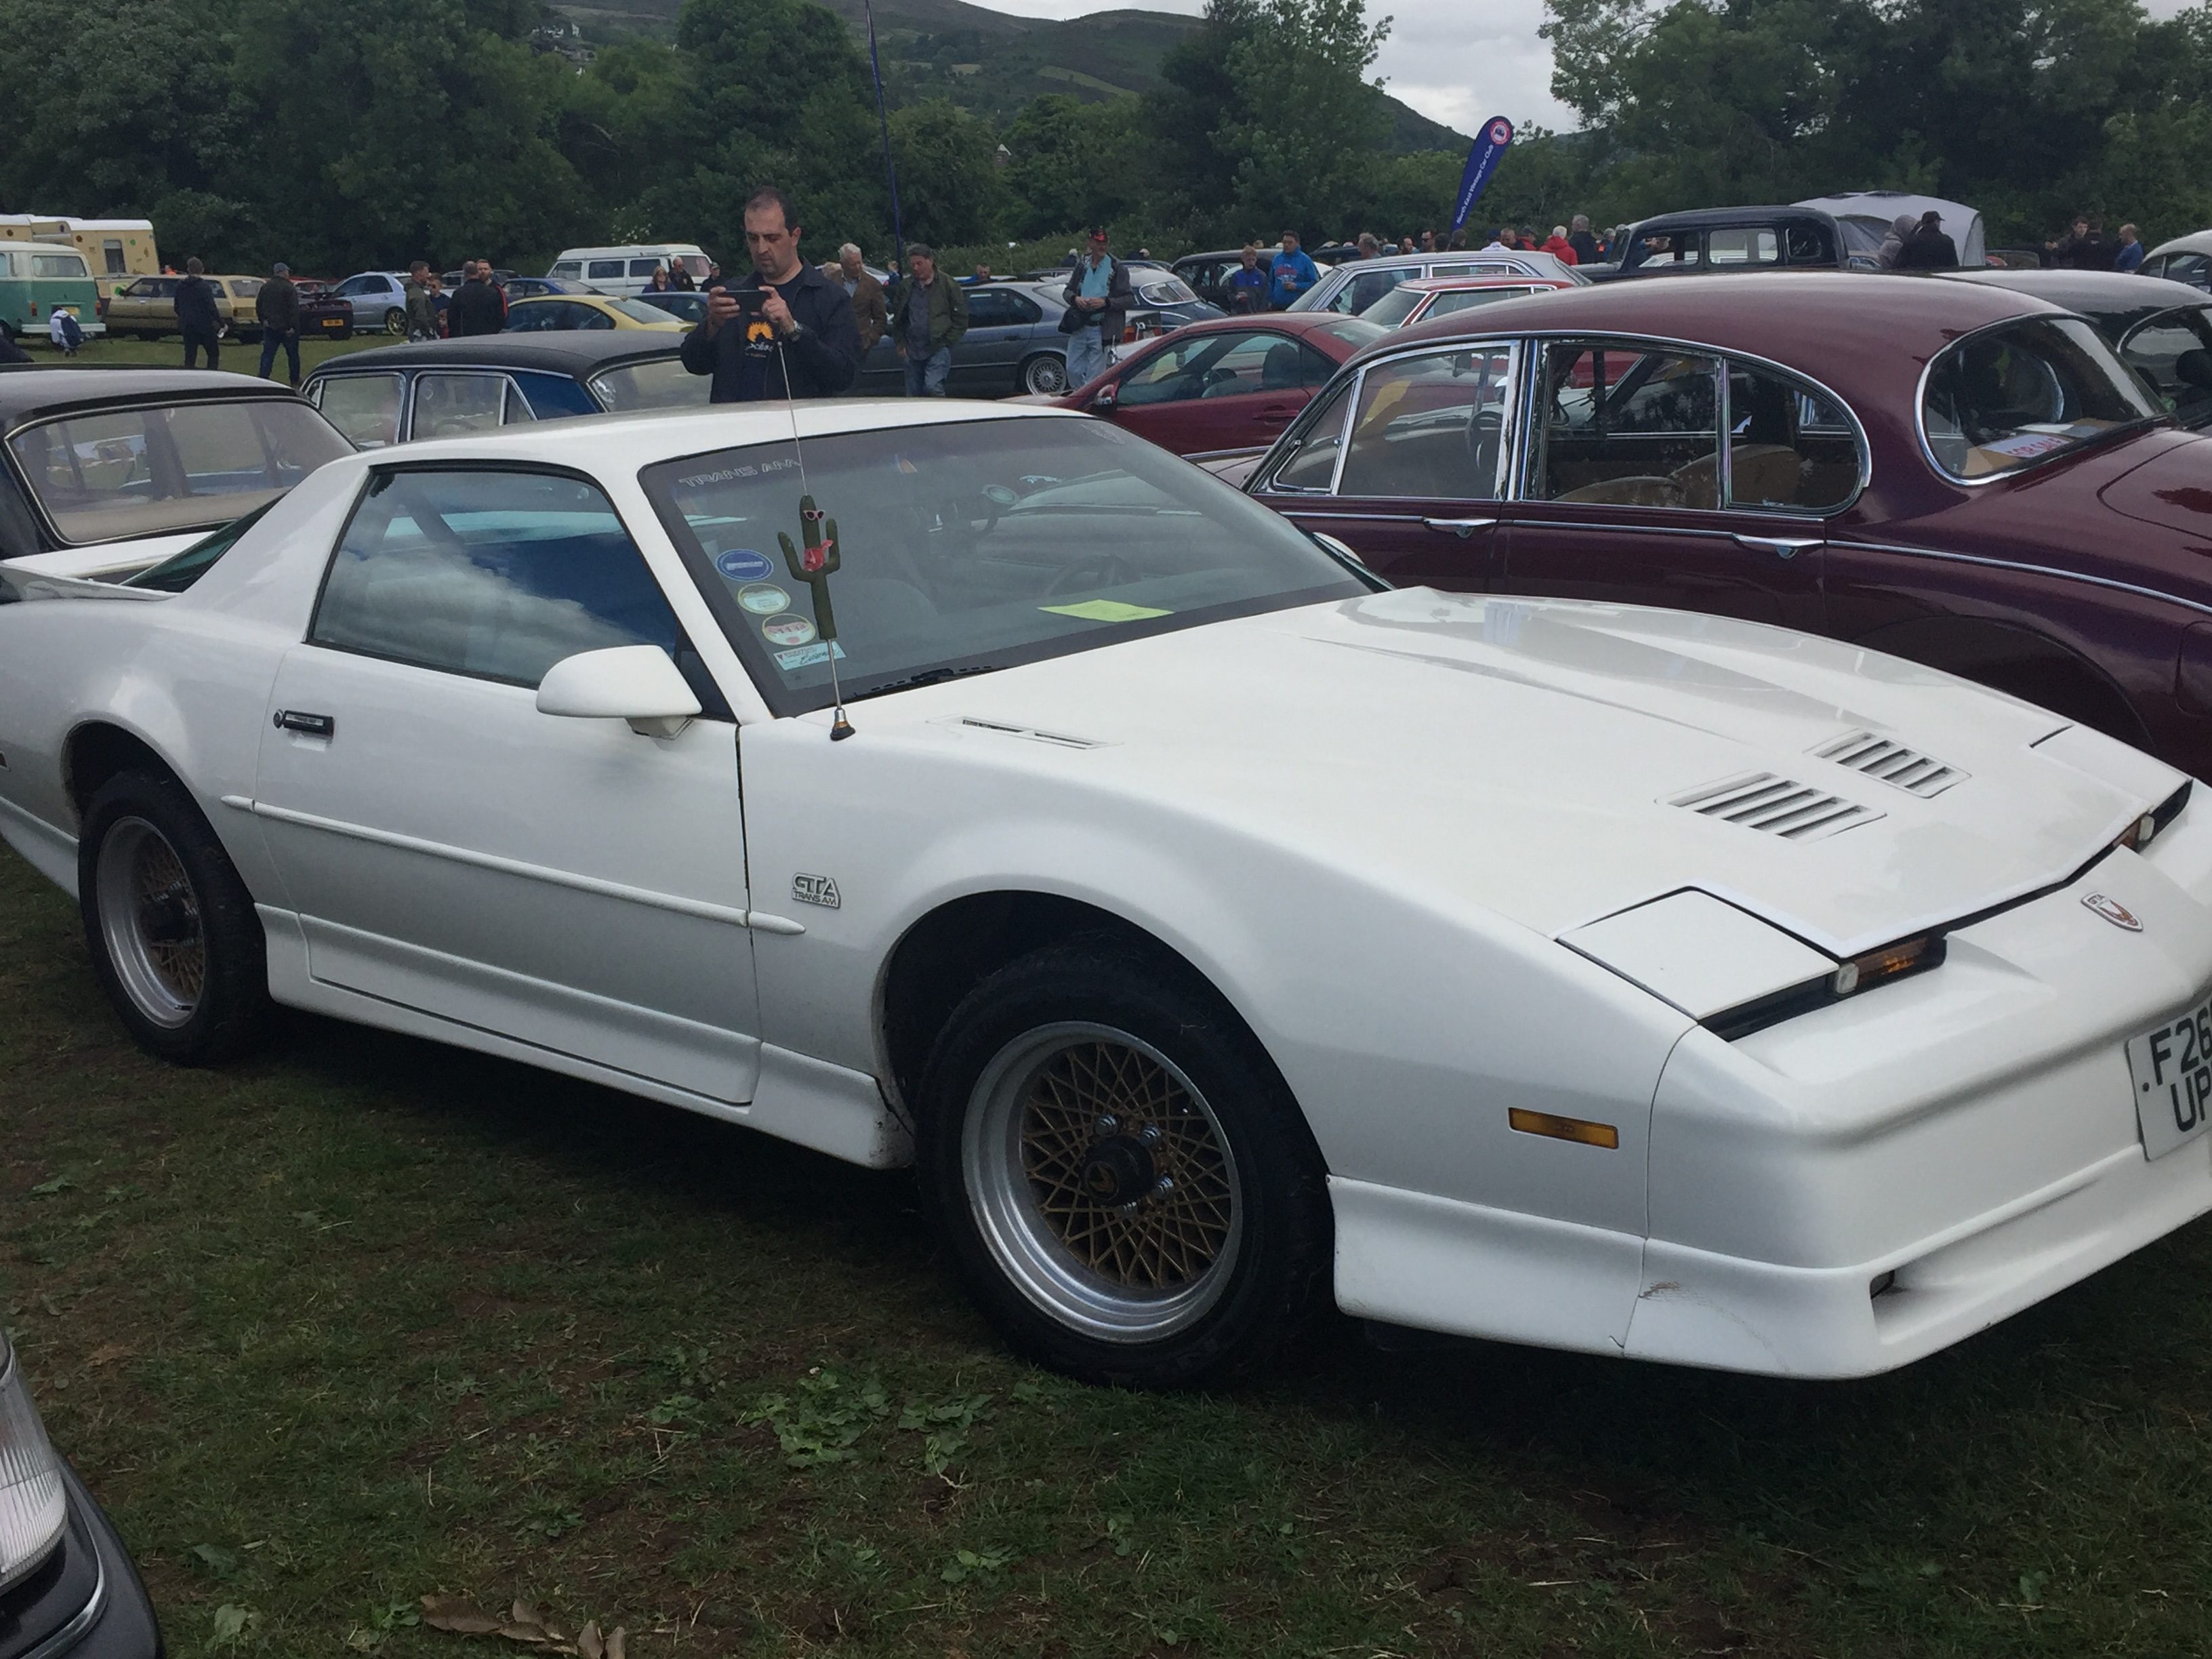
[830,243,888,358]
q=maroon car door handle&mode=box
[1423,516,1498,538]
[1732,533,1824,560]
[1258,403,1297,425]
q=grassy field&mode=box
[18,332,394,377]
[5,840,2212,1659]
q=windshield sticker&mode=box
[983,484,1019,506]
[774,640,847,671]
[677,457,800,490]
[1041,599,1172,622]
[761,613,819,647]
[737,583,790,615]
[715,548,774,581]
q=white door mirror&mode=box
[536,645,701,738]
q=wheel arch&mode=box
[64,719,189,828]
[1849,615,2153,752]
[877,888,1311,1151]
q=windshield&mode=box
[1921,316,2164,480]
[7,400,350,545]
[1136,275,1200,305]
[1316,318,1387,351]
[2116,305,2212,430]
[124,499,274,591]
[643,417,1370,716]
[609,296,683,326]
[1360,287,1430,328]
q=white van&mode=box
[547,243,711,296]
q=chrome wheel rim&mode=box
[1026,356,1068,395]
[383,309,406,335]
[963,1021,1243,1342]
[95,817,205,1028]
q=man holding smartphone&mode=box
[682,186,861,403]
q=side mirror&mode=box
[1090,384,1118,411]
[536,645,701,739]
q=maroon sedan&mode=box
[1240,272,2212,776]
[1054,312,1385,457]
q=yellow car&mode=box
[503,293,687,333]
[100,273,263,340]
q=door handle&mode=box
[274,710,335,738]
[1732,533,1823,560]
[1422,516,1498,539]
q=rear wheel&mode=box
[918,940,1329,1388]
[382,307,407,336]
[78,771,270,1065]
[1021,353,1069,396]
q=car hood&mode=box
[880,590,2180,957]
[2097,431,2212,544]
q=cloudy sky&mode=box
[985,0,2198,140]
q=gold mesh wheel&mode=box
[94,817,206,1029]
[964,1022,1245,1341]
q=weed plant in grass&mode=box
[4,846,2212,1656]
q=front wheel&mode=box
[78,771,271,1065]
[382,307,407,336]
[1021,352,1069,396]
[918,940,1330,1388]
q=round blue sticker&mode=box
[715,548,774,582]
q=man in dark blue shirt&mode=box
[681,188,861,402]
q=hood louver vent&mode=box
[1669,773,1882,841]
[1812,730,1965,798]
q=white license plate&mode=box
[2126,992,2212,1158]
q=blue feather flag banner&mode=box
[1450,117,1515,234]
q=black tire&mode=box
[1020,352,1069,396]
[916,937,1330,1388]
[77,771,271,1065]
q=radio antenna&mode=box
[775,340,854,739]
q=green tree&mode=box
[889,99,1001,246]
[1219,0,1392,240]
[1000,94,1147,242]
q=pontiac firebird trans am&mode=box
[2,400,2210,1389]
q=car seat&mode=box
[1261,342,1305,392]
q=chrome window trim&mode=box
[404,370,531,442]
[1913,313,2168,489]
[1508,329,1873,511]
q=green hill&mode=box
[552,0,1469,152]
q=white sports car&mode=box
[2,401,2209,1389]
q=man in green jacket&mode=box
[890,243,967,397]
[405,262,439,340]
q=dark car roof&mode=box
[1378,272,2067,422]
[1936,269,2210,334]
[305,334,685,377]
[1628,205,1840,232]
[0,368,308,430]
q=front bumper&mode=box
[1,1460,163,1659]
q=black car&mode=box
[1938,267,2212,428]
[0,371,350,564]
[0,1334,163,1659]
[300,333,708,448]
[1172,248,1265,310]
[1597,205,1850,281]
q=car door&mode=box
[251,464,762,1101]
[1250,340,1517,588]
[311,373,408,449]
[1500,339,1826,630]
[947,287,1042,394]
[1103,329,1330,455]
[111,276,170,335]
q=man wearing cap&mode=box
[255,261,303,386]
[1061,227,1131,390]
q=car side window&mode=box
[2118,308,2212,426]
[411,374,510,438]
[334,276,373,297]
[1427,286,1535,318]
[1784,224,1835,265]
[1335,345,1517,499]
[1533,341,1721,507]
[630,259,661,278]
[1328,269,1411,314]
[311,468,680,689]
[966,289,1040,327]
[313,375,405,449]
[1631,232,1702,270]
[513,371,599,421]
[1723,361,1862,511]
[1120,331,1307,405]
[506,302,561,332]
[1707,228,1779,266]
[1261,377,1355,491]
[587,259,625,281]
[550,261,583,279]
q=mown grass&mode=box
[5,843,2212,1657]
[16,331,394,376]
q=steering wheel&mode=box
[1047,552,1142,596]
[1467,407,1505,468]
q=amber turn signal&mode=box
[1508,1107,1620,1149]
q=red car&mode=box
[293,279,357,340]
[1240,272,2212,777]
[1053,312,1386,457]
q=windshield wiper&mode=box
[850,663,1004,701]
